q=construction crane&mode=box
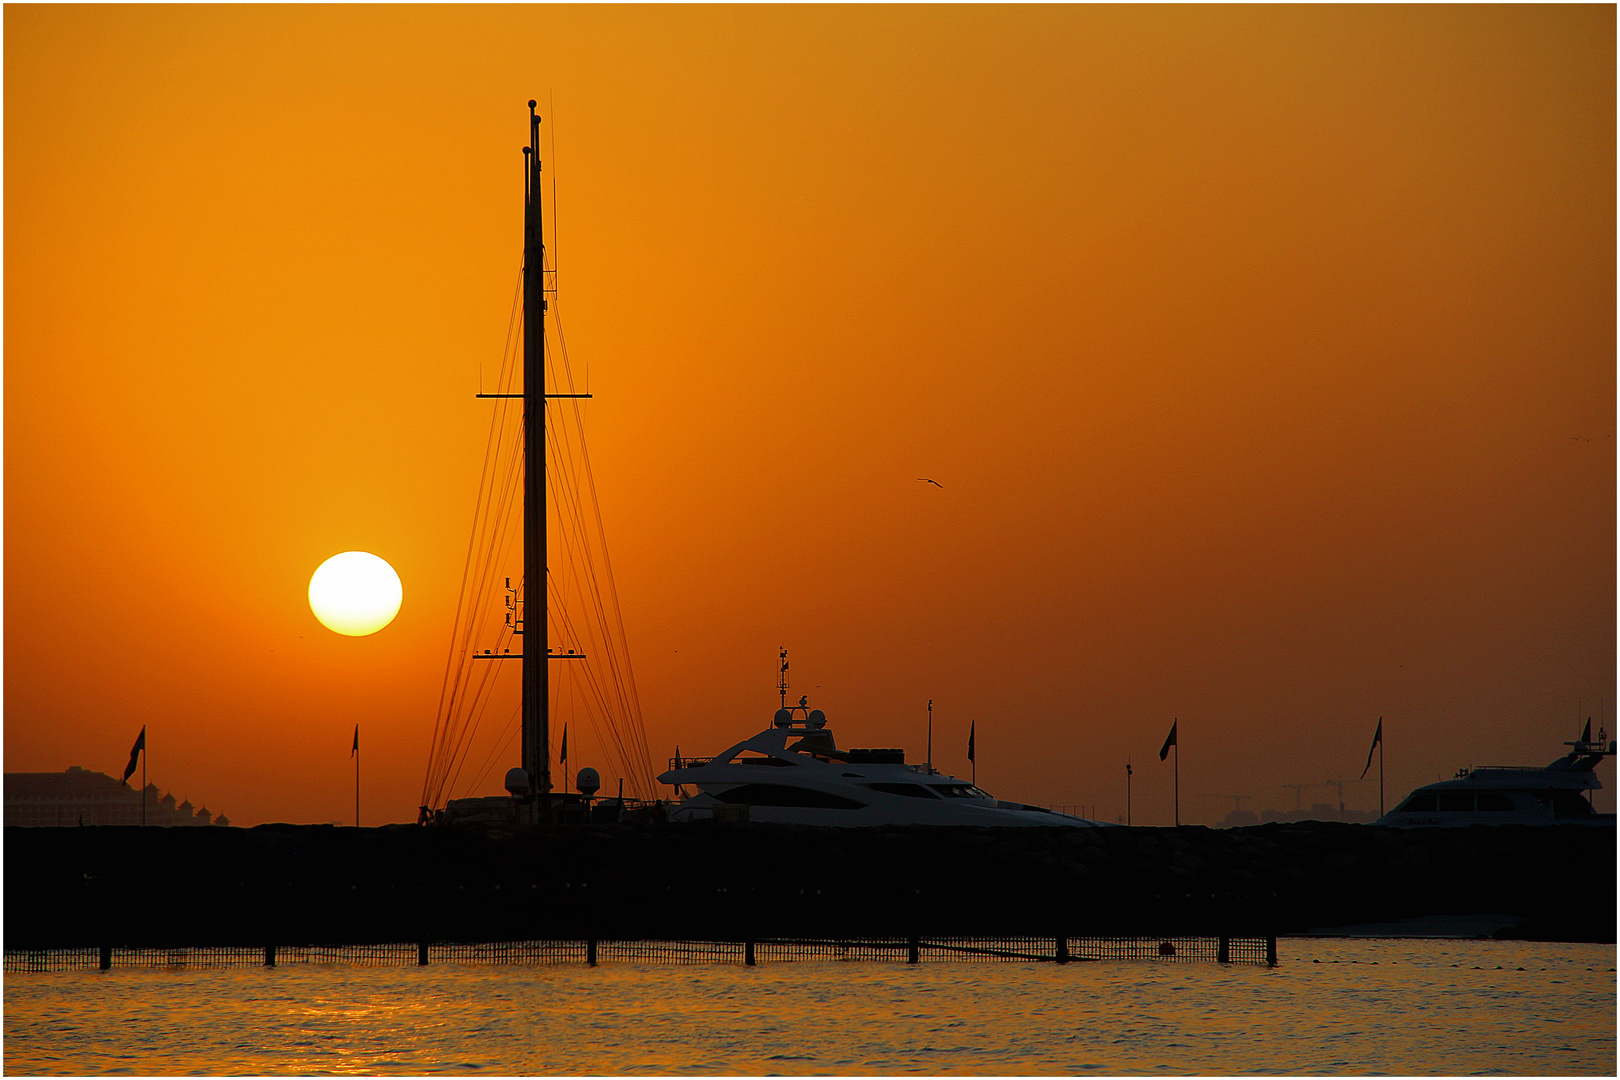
[1198,794,1254,810]
[1280,782,1318,811]
[1197,794,1259,827]
[1323,777,1373,816]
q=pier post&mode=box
[418,941,429,966]
[907,938,920,964]
[99,945,111,970]
[586,938,597,967]
[1056,937,1070,964]
[744,940,755,967]
[1265,936,1277,967]
[1217,936,1230,964]
[264,945,276,967]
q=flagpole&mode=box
[926,699,933,776]
[142,739,147,827]
[1126,761,1132,826]
[355,726,361,828]
[1157,720,1178,825]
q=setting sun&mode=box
[308,552,403,637]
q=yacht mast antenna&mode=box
[926,699,933,775]
[777,647,790,710]
[522,100,550,814]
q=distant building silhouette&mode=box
[1258,802,1375,825]
[3,767,229,827]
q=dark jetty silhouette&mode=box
[5,820,1611,949]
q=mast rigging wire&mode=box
[422,235,657,808]
[420,266,526,810]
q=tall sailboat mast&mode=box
[522,101,550,809]
[422,104,651,821]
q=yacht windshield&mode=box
[1538,789,1596,816]
[927,784,992,800]
[864,782,940,799]
[1397,791,1437,812]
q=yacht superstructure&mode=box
[659,706,1110,827]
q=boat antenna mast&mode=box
[926,698,933,775]
[773,648,815,721]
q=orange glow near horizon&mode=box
[5,6,1615,826]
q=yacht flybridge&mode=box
[659,705,1110,827]
[1376,725,1616,827]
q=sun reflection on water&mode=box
[4,939,1614,1075]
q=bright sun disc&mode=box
[309,552,403,636]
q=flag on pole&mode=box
[352,725,359,757]
[1580,717,1592,744]
[560,724,568,765]
[967,720,975,763]
[121,727,146,786]
[1359,717,1383,779]
[1158,720,1177,761]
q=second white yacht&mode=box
[1375,724,1616,827]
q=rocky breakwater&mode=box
[4,820,1611,948]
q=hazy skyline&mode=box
[6,5,1614,825]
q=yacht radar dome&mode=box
[807,709,827,729]
[576,768,601,797]
[774,708,794,728]
[503,768,530,796]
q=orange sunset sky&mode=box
[6,5,1614,826]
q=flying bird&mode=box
[917,478,943,488]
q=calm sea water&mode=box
[4,938,1613,1076]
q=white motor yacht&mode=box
[658,706,1110,827]
[1376,726,1616,827]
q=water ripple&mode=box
[4,939,1613,1075]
